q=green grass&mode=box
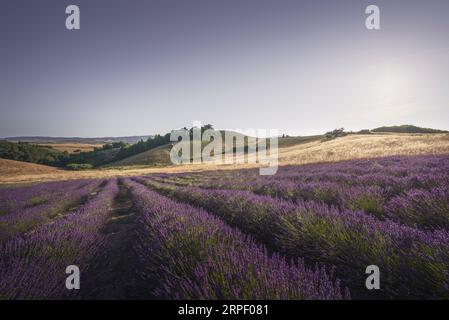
[28,196,49,207]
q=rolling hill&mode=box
[0,158,61,179]
[104,134,324,167]
[104,143,174,167]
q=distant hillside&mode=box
[5,135,153,145]
[0,140,129,168]
[117,131,448,168]
[371,125,447,134]
[2,132,449,184]
[0,140,67,165]
[4,125,447,170]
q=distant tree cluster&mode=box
[324,128,347,140]
[66,163,93,170]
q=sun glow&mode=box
[371,68,408,100]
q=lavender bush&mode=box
[0,179,101,242]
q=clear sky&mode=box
[0,0,448,137]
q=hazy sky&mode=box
[0,0,448,137]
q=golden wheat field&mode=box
[278,133,449,164]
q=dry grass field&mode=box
[278,133,449,164]
[0,158,61,180]
[37,143,104,153]
[0,160,236,185]
[1,133,449,185]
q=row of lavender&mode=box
[150,155,449,230]
[0,180,118,299]
[160,154,449,188]
[0,181,75,214]
[0,180,102,242]
[124,178,348,299]
[136,166,449,299]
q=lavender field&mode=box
[1,154,448,300]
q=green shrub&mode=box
[324,128,347,140]
[29,196,48,207]
[66,163,93,171]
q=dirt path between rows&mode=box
[82,181,147,299]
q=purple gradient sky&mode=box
[0,0,448,137]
